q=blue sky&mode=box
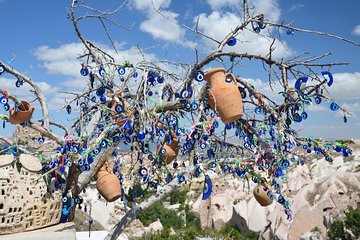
[0,0,359,140]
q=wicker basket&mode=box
[0,154,62,234]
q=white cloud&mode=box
[34,43,86,78]
[251,0,281,22]
[307,104,328,112]
[207,0,280,22]
[207,0,241,10]
[197,11,293,58]
[34,42,158,78]
[328,72,360,101]
[0,77,60,111]
[140,11,195,48]
[132,0,195,48]
[341,102,360,112]
[0,77,58,98]
[289,3,304,12]
[352,25,360,35]
[132,0,171,11]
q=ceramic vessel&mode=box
[205,68,243,124]
[253,185,273,207]
[9,101,35,124]
[96,164,121,202]
[159,132,179,164]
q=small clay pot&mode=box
[253,185,273,207]
[205,68,243,124]
[159,132,179,165]
[96,163,121,202]
[9,100,35,124]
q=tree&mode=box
[0,1,358,240]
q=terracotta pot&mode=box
[253,185,273,207]
[159,132,179,164]
[205,68,243,124]
[9,100,35,124]
[96,164,121,202]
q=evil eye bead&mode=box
[137,132,146,141]
[117,66,126,75]
[159,148,166,154]
[101,139,108,149]
[175,128,182,136]
[212,120,219,128]
[293,113,302,122]
[15,80,23,88]
[96,87,106,96]
[238,87,247,99]
[73,147,79,154]
[114,104,124,113]
[38,137,45,144]
[147,90,153,96]
[78,159,84,166]
[180,89,189,98]
[301,112,308,120]
[179,175,185,183]
[226,37,237,46]
[86,156,94,165]
[252,23,261,33]
[275,168,283,176]
[80,67,89,76]
[100,95,107,103]
[295,76,308,90]
[286,29,295,35]
[200,142,207,149]
[0,96,8,105]
[191,102,198,110]
[321,71,334,87]
[66,160,72,167]
[139,167,147,177]
[329,101,339,111]
[93,147,101,155]
[277,195,286,205]
[280,159,290,168]
[157,76,164,83]
[314,96,322,104]
[255,107,262,114]
[0,65,5,75]
[98,67,106,77]
[225,75,234,83]
[194,70,205,82]
[66,105,72,114]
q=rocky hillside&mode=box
[74,142,360,239]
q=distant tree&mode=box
[0,1,359,240]
[328,207,360,240]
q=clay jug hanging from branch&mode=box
[253,185,273,207]
[205,68,243,124]
[96,162,121,202]
[9,100,35,124]
[158,131,179,165]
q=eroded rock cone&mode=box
[96,163,121,202]
[253,185,273,207]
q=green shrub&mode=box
[138,202,184,229]
[169,189,187,205]
[328,206,360,240]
